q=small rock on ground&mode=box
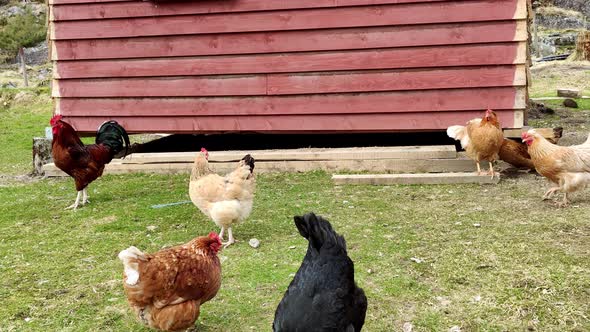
[563,98,578,108]
[402,322,413,332]
[249,238,260,248]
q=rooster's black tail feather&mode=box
[96,120,130,158]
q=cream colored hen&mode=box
[189,148,256,247]
[522,129,590,207]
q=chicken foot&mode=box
[542,187,560,200]
[65,190,82,210]
[223,227,235,248]
[65,188,91,210]
[218,226,236,248]
[556,193,570,208]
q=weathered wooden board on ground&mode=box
[531,97,590,100]
[557,88,581,98]
[43,157,479,177]
[332,173,500,185]
[123,146,457,164]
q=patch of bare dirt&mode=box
[0,174,41,187]
[529,106,590,143]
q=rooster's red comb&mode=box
[208,232,220,241]
[200,147,208,153]
[50,114,62,126]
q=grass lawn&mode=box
[0,88,52,175]
[529,62,590,98]
[1,89,590,331]
[534,98,590,112]
[2,172,590,331]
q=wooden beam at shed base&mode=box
[123,146,457,164]
[503,127,563,144]
[42,157,479,177]
[42,145,472,176]
[332,173,500,185]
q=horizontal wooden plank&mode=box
[54,43,526,79]
[53,110,522,134]
[50,0,129,4]
[267,66,526,96]
[331,173,500,185]
[50,0,525,40]
[53,66,526,98]
[55,87,526,116]
[50,0,335,20]
[50,0,453,20]
[42,157,479,176]
[123,146,457,164]
[51,21,527,60]
[52,75,268,97]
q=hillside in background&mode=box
[532,0,588,58]
[0,0,47,89]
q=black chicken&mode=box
[273,212,367,332]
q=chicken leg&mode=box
[486,161,496,179]
[82,188,90,205]
[223,227,235,248]
[65,190,82,210]
[476,162,482,175]
[218,226,236,248]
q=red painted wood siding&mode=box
[49,0,528,134]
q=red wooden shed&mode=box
[48,0,528,134]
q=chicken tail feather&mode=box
[96,120,131,159]
[294,212,347,253]
[241,154,255,173]
[118,246,145,285]
[447,125,470,149]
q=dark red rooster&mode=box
[50,115,130,210]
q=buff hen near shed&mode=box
[447,109,504,178]
[189,149,256,247]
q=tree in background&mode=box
[571,31,590,61]
[0,8,46,86]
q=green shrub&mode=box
[0,8,46,60]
